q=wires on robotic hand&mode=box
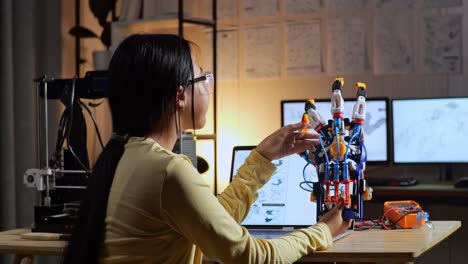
[299,162,314,192]
[333,126,340,181]
[344,126,360,162]
[356,141,367,178]
[318,135,330,180]
[343,125,361,180]
[319,135,329,165]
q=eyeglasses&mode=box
[186,72,214,95]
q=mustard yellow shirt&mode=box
[101,137,332,263]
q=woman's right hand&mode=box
[318,199,353,237]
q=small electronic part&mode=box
[382,200,429,229]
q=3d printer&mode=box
[24,71,109,233]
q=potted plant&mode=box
[68,0,117,70]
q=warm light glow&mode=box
[196,139,215,194]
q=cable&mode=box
[333,125,340,181]
[79,100,104,149]
[66,77,90,172]
[318,135,330,181]
[356,141,367,179]
[319,135,329,165]
[51,109,69,168]
[343,125,361,180]
[300,162,314,191]
[299,181,314,192]
[380,206,420,230]
[299,135,331,193]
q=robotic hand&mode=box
[300,78,372,221]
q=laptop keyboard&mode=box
[249,230,292,239]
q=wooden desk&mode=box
[373,184,468,200]
[0,221,461,264]
[300,220,461,263]
[0,228,65,264]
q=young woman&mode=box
[63,34,351,264]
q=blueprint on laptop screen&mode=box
[232,150,317,226]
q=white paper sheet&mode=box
[423,0,462,8]
[285,0,321,14]
[327,17,367,74]
[285,20,322,75]
[205,29,238,80]
[375,0,414,9]
[218,0,237,19]
[329,0,367,11]
[244,25,280,78]
[422,15,462,74]
[243,0,278,17]
[374,15,413,74]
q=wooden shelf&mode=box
[111,18,210,51]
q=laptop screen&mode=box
[230,146,317,227]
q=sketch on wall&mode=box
[243,0,278,17]
[244,25,280,78]
[285,20,322,75]
[423,0,462,8]
[374,15,413,75]
[327,17,367,74]
[329,0,368,11]
[285,0,321,14]
[205,29,238,80]
[422,15,462,74]
[217,0,237,19]
[375,0,414,9]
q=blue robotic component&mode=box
[300,78,372,221]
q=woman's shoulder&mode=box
[123,136,192,168]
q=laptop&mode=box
[230,146,353,241]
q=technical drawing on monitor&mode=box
[281,98,389,163]
[392,97,468,163]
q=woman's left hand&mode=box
[255,122,320,161]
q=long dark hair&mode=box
[62,34,194,263]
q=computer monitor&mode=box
[392,97,468,164]
[281,98,390,164]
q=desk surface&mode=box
[300,220,461,263]
[0,221,461,263]
[0,228,65,256]
[373,184,468,199]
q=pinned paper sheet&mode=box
[422,15,462,74]
[285,0,321,14]
[329,0,368,11]
[218,0,237,19]
[423,0,462,8]
[202,0,237,19]
[375,0,414,9]
[205,29,238,80]
[327,17,367,74]
[244,25,280,79]
[243,0,278,17]
[285,20,322,75]
[374,15,413,75]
